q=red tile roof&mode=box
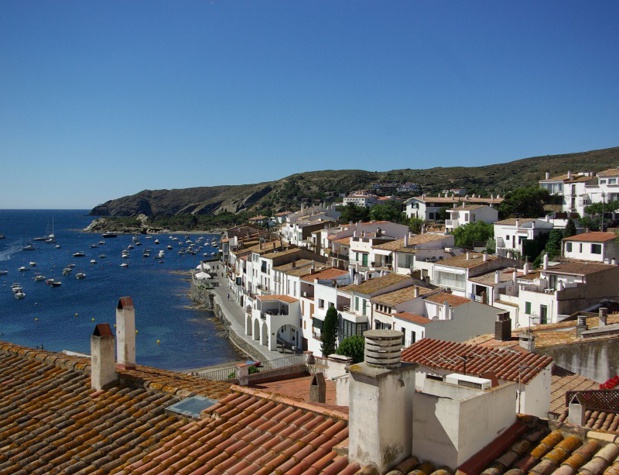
[400,338,552,384]
[423,291,471,307]
[563,231,617,243]
[301,267,349,282]
[394,312,432,325]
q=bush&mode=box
[335,335,365,363]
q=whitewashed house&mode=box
[563,231,619,264]
[444,204,499,233]
[494,218,554,258]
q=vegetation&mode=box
[498,187,550,219]
[409,217,425,234]
[452,221,494,248]
[90,146,619,220]
[335,335,365,363]
[321,306,339,357]
[368,202,406,223]
[338,203,370,223]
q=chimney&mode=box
[523,261,530,276]
[576,315,588,337]
[90,323,116,390]
[543,253,549,270]
[348,330,415,473]
[519,331,535,352]
[466,252,470,260]
[414,286,419,298]
[443,301,451,320]
[404,233,409,247]
[545,171,550,180]
[484,252,488,262]
[495,312,512,341]
[567,170,572,180]
[116,296,136,370]
[599,307,608,326]
[494,270,500,284]
[310,372,326,403]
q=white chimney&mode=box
[545,171,550,180]
[116,296,136,370]
[91,323,116,390]
[466,252,470,260]
[348,330,415,473]
[567,170,572,180]
[443,301,450,319]
[414,286,419,298]
[404,233,409,247]
[543,253,549,271]
[523,261,530,276]
[483,252,488,262]
[495,270,500,284]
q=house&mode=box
[342,190,379,207]
[563,231,619,263]
[348,224,410,271]
[400,337,553,418]
[279,204,340,248]
[431,251,518,298]
[517,257,619,326]
[445,204,499,233]
[494,217,555,258]
[405,193,503,221]
[392,233,457,279]
[247,294,300,352]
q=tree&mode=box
[564,218,577,238]
[338,203,370,224]
[369,201,405,223]
[336,335,365,363]
[498,187,550,219]
[452,221,494,248]
[409,217,424,235]
[543,229,563,260]
[321,306,339,357]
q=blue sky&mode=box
[1,1,618,209]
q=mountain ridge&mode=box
[90,146,619,217]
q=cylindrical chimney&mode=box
[599,307,608,326]
[363,330,403,369]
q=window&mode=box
[566,242,572,252]
[318,299,325,309]
[525,301,531,314]
[592,244,602,254]
[540,305,548,324]
[341,320,368,338]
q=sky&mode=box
[1,1,618,209]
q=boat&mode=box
[14,290,26,299]
[90,243,99,248]
[18,266,29,272]
[50,281,62,287]
[34,274,45,281]
[62,267,72,276]
[154,239,160,244]
[99,254,106,259]
[22,244,35,251]
[0,270,8,276]
[102,232,117,238]
[73,252,85,257]
[157,250,165,259]
[55,244,61,249]
[29,261,36,267]
[90,259,97,264]
[76,272,86,279]
[120,263,129,268]
[11,283,23,292]
[45,278,54,285]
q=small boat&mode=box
[154,239,160,244]
[128,244,134,250]
[45,278,55,285]
[102,232,117,238]
[167,245,173,250]
[55,244,61,249]
[90,243,99,248]
[142,252,150,258]
[90,259,97,264]
[18,266,29,272]
[73,251,85,257]
[99,254,106,259]
[11,283,23,292]
[62,267,72,276]
[76,272,86,279]
[0,270,8,276]
[29,261,36,267]
[120,263,129,268]
[50,281,62,287]
[34,274,45,281]
[14,290,26,299]
[22,244,35,251]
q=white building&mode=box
[342,191,379,207]
[445,204,499,233]
[563,231,619,264]
[494,218,555,258]
[405,194,502,221]
[280,204,340,248]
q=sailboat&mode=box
[33,217,55,243]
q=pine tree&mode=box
[321,306,339,357]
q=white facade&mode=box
[494,218,554,258]
[445,205,498,232]
[343,191,379,207]
[563,232,619,263]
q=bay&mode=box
[0,209,241,370]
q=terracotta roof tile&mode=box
[340,273,413,295]
[401,338,552,384]
[424,291,471,307]
[563,231,617,242]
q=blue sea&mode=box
[0,209,241,371]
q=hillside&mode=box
[90,146,619,217]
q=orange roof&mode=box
[301,267,349,282]
[394,312,432,325]
[401,338,552,384]
[563,231,617,243]
[257,294,298,303]
[424,291,471,307]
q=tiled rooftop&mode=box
[435,252,500,269]
[597,168,619,177]
[370,285,432,306]
[494,218,538,225]
[394,311,432,325]
[339,273,412,296]
[469,267,519,285]
[423,291,472,308]
[563,231,617,243]
[401,338,552,384]
[257,294,298,304]
[543,260,616,276]
[301,267,349,282]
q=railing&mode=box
[194,354,306,381]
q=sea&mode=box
[0,209,242,371]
